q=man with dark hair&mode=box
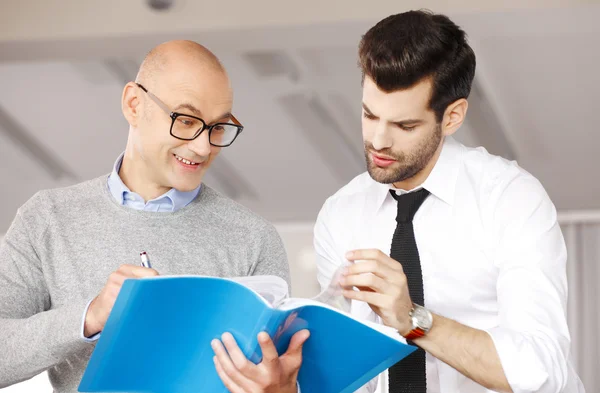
[315,10,584,393]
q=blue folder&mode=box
[78,276,416,393]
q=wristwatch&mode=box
[403,303,433,340]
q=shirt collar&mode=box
[107,152,201,212]
[372,136,463,209]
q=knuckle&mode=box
[384,297,395,310]
[293,357,303,370]
[110,278,123,288]
[365,275,376,287]
[238,359,251,373]
[220,360,234,374]
[397,273,407,285]
[221,378,234,390]
[108,288,120,300]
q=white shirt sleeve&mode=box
[80,298,101,342]
[313,199,378,393]
[485,175,572,393]
[314,199,345,291]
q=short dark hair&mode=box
[358,9,476,122]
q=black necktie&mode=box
[388,188,430,393]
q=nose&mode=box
[186,129,211,159]
[370,122,393,151]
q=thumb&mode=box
[281,330,310,372]
[285,329,310,356]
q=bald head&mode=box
[121,40,237,200]
[135,40,227,90]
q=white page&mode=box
[137,274,289,307]
[276,297,406,343]
[228,275,289,306]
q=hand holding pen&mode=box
[83,252,158,338]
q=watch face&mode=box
[412,306,433,330]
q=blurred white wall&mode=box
[276,223,321,298]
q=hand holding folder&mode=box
[79,275,416,393]
[211,328,308,393]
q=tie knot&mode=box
[390,188,430,223]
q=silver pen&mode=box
[139,251,152,269]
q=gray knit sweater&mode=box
[0,175,289,392]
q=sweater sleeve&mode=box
[250,223,291,291]
[0,200,93,388]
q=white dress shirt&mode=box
[314,137,585,393]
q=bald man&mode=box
[0,40,307,393]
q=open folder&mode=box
[78,275,416,393]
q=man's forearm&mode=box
[0,301,92,387]
[414,313,512,393]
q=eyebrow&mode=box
[173,103,203,117]
[173,103,232,123]
[362,103,424,126]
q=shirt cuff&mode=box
[485,326,549,393]
[80,298,101,342]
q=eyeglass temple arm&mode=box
[230,114,242,126]
[136,83,172,115]
[138,82,242,126]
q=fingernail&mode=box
[346,251,354,258]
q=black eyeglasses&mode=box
[136,83,244,147]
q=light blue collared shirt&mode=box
[107,152,201,212]
[81,152,201,342]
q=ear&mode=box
[122,82,142,127]
[441,98,468,137]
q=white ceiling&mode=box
[1,0,591,42]
[0,2,599,232]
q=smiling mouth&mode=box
[174,154,200,166]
